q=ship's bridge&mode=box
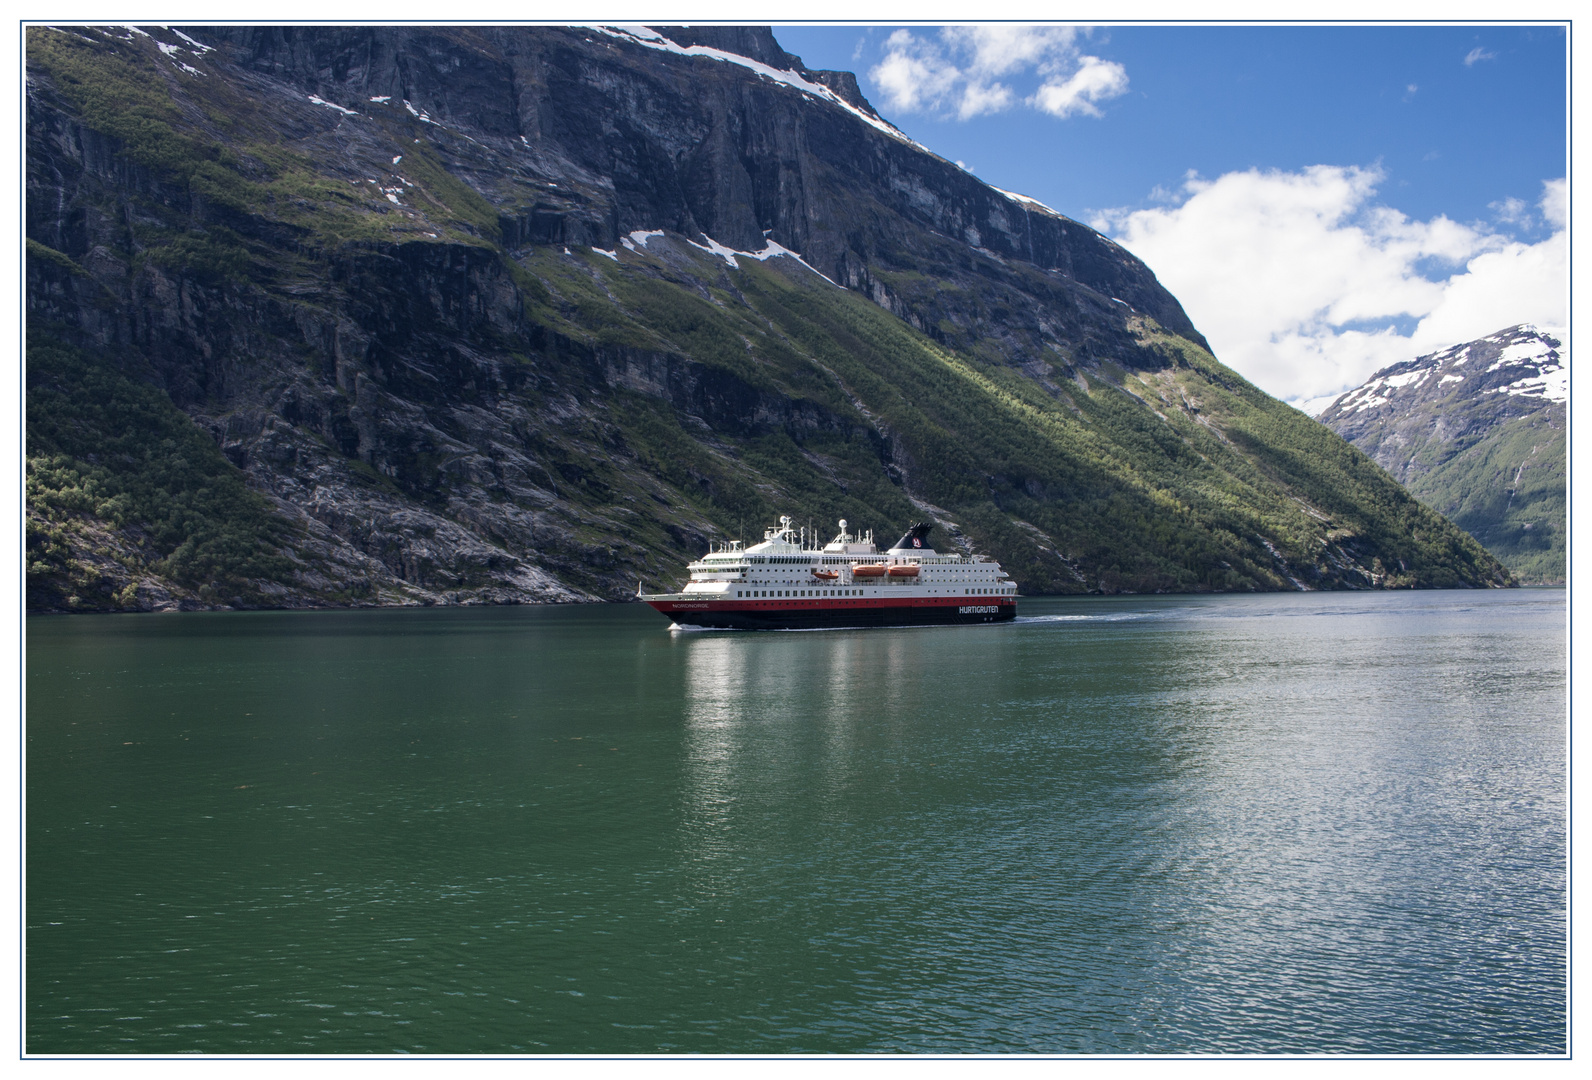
[821,518,877,556]
[744,514,805,555]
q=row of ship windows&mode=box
[708,558,988,567]
[746,557,979,565]
[699,568,998,575]
[740,589,863,597]
[736,588,1012,598]
[725,578,1000,583]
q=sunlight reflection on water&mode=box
[27,589,1565,1053]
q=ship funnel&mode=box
[887,522,936,554]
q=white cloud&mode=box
[1413,230,1566,349]
[1032,55,1131,118]
[944,25,1079,77]
[1092,166,1567,411]
[868,26,1126,122]
[871,31,960,114]
[1490,195,1531,227]
[958,79,1015,120]
[1464,46,1497,65]
[1540,177,1567,227]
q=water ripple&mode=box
[26,590,1566,1054]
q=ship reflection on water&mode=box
[676,628,921,840]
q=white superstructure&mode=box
[675,516,1017,602]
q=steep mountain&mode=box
[1319,325,1565,583]
[25,24,1510,612]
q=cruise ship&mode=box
[641,516,1019,630]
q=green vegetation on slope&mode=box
[517,247,1506,593]
[26,337,298,610]
[24,25,1511,604]
[29,26,507,256]
[1401,411,1565,583]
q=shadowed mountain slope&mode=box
[25,24,1509,611]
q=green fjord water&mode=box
[27,590,1565,1055]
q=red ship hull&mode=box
[644,594,1017,630]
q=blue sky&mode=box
[772,24,1568,410]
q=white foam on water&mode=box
[1015,612,1162,624]
[668,618,1019,634]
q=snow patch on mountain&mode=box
[171,29,213,52]
[679,234,843,287]
[1492,365,1567,403]
[991,186,1064,219]
[591,25,928,153]
[1384,369,1431,390]
[308,95,360,117]
[1488,339,1557,373]
[621,230,665,252]
[1325,324,1565,416]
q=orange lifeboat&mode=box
[886,564,920,578]
[851,564,887,578]
[812,569,839,580]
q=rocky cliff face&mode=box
[189,25,1203,353]
[1319,325,1565,582]
[25,24,1510,611]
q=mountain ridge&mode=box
[25,23,1510,612]
[1318,324,1565,583]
